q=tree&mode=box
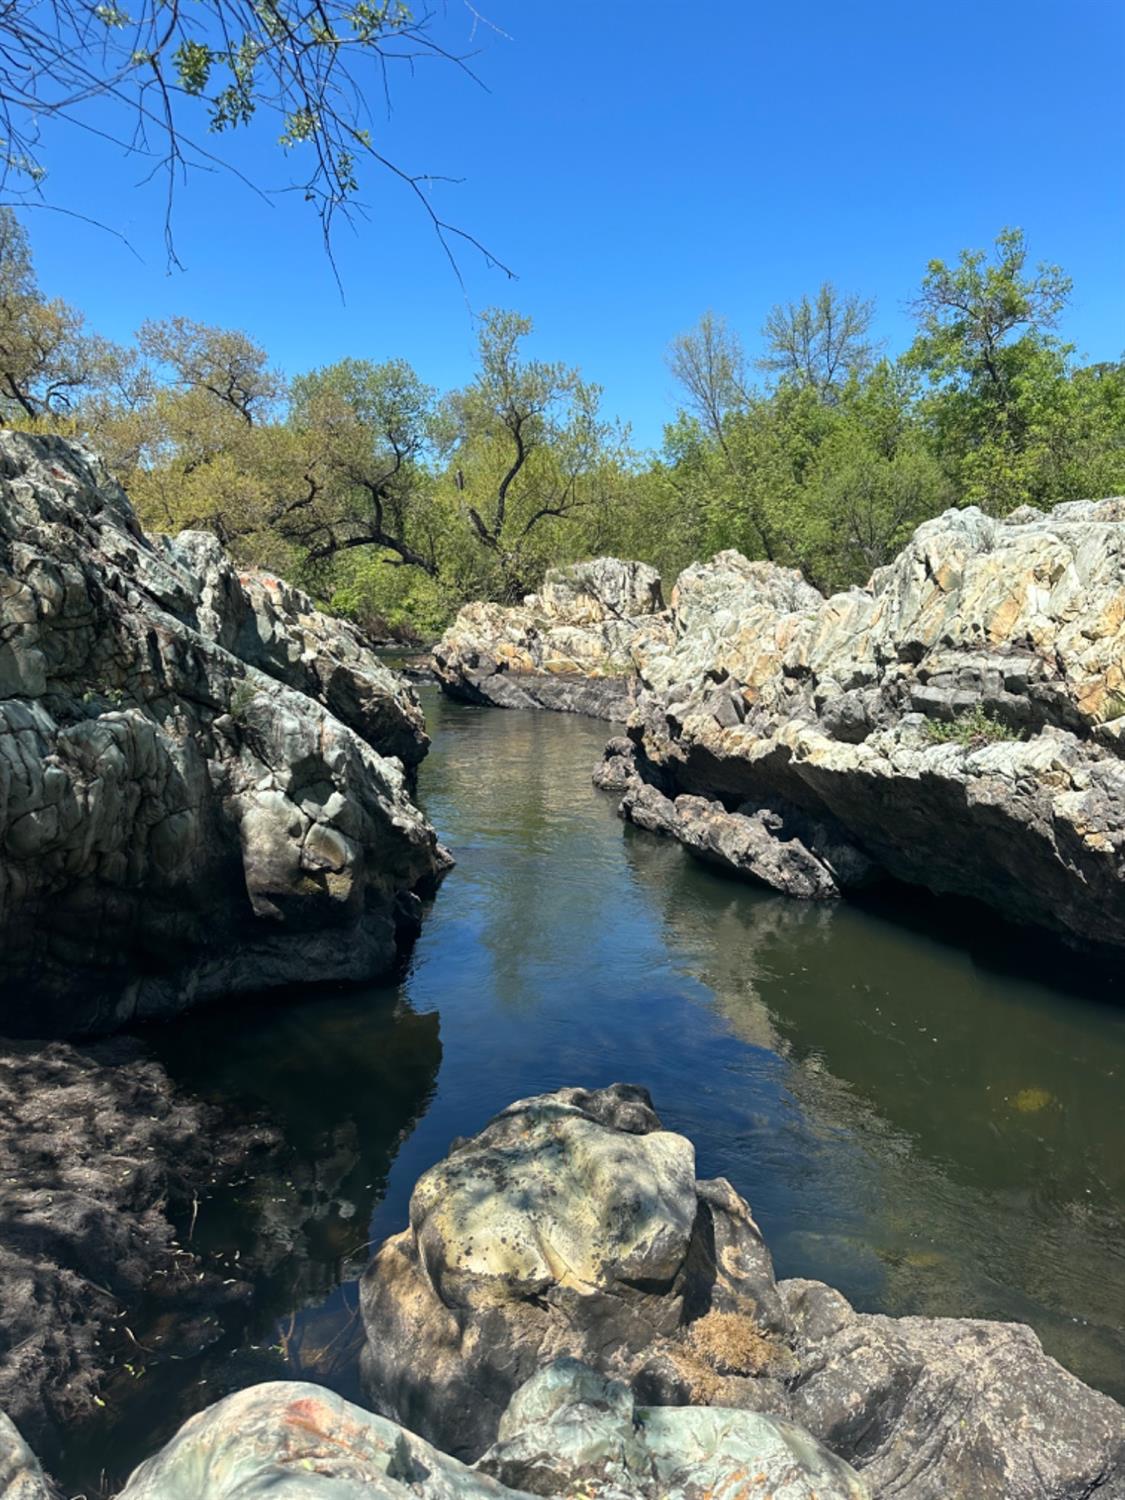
[443,309,626,600]
[0,207,118,418]
[907,228,1076,513]
[759,282,877,398]
[140,319,284,426]
[0,0,509,270]
[666,311,750,442]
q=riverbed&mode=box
[53,688,1125,1490]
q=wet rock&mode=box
[0,433,448,1033]
[433,560,671,721]
[619,503,1125,950]
[115,1380,524,1500]
[591,735,639,792]
[359,1084,795,1460]
[477,1358,869,1499]
[0,1037,276,1450]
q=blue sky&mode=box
[25,0,1125,450]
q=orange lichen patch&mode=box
[986,591,1025,644]
[684,1310,795,1379]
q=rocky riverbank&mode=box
[439,501,1125,952]
[0,431,450,1035]
[5,1084,1119,1499]
[433,558,669,720]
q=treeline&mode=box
[3,212,1123,638]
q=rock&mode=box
[591,735,639,792]
[432,560,670,721]
[0,1413,57,1500]
[0,1036,277,1450]
[360,1084,799,1460]
[617,502,1125,950]
[360,1087,1125,1499]
[780,1278,1125,1500]
[477,1358,870,1499]
[116,1380,526,1500]
[0,432,449,1033]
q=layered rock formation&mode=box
[598,502,1125,948]
[359,1085,1124,1500]
[433,559,668,719]
[0,432,449,1033]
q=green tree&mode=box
[759,283,877,399]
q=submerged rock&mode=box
[432,559,669,720]
[360,1085,1125,1499]
[613,504,1125,949]
[0,432,448,1033]
[0,1036,275,1450]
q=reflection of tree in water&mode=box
[426,702,635,1012]
[620,820,1125,1401]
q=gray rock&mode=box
[781,1278,1125,1500]
[432,560,671,721]
[116,1380,530,1500]
[359,1084,791,1460]
[0,432,449,1033]
[618,503,1125,950]
[477,1358,870,1500]
[0,1413,57,1500]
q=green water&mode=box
[52,688,1125,1489]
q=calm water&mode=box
[55,689,1125,1490]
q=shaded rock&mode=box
[0,1037,277,1450]
[359,1084,790,1460]
[618,782,872,899]
[781,1278,1125,1500]
[620,503,1125,950]
[0,1414,57,1500]
[477,1358,869,1500]
[0,432,448,1034]
[591,735,639,792]
[116,1380,526,1500]
[433,560,670,721]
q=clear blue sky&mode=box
[25,0,1125,450]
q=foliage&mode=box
[922,706,1020,747]
[4,213,1125,640]
[0,0,508,270]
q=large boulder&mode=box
[113,1370,869,1500]
[432,560,669,720]
[360,1084,793,1460]
[0,432,449,1033]
[360,1087,1125,1499]
[0,1413,56,1500]
[613,504,1125,950]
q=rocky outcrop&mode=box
[0,1036,277,1450]
[433,559,669,720]
[0,432,449,1033]
[112,1370,868,1500]
[608,503,1125,949]
[359,1085,1125,1499]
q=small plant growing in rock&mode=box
[229,681,259,723]
[923,705,1018,748]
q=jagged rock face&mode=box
[111,1369,869,1500]
[360,1084,793,1461]
[359,1087,1125,1500]
[432,559,670,720]
[621,504,1125,950]
[0,432,448,1034]
[0,1412,57,1500]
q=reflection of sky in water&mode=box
[56,687,1125,1491]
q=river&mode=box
[54,687,1125,1490]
